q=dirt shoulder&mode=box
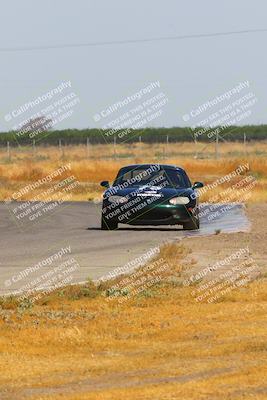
[182,202,267,279]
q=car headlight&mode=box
[108,195,128,204]
[169,197,190,205]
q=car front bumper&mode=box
[103,201,198,226]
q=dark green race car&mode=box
[100,164,204,230]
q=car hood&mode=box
[104,185,194,199]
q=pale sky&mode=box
[0,0,266,131]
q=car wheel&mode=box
[101,216,118,230]
[183,218,199,230]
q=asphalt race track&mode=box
[0,202,250,295]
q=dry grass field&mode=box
[0,141,266,202]
[0,242,266,400]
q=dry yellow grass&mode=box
[0,142,266,202]
[0,242,266,399]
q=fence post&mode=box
[166,135,169,159]
[7,141,10,161]
[244,132,247,156]
[215,132,219,159]
[113,135,116,160]
[87,137,90,158]
[32,139,36,158]
[59,139,64,159]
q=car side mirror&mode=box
[100,180,110,188]
[192,181,204,189]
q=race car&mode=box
[100,164,204,230]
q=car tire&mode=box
[183,218,200,230]
[101,216,118,230]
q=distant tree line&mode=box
[0,125,267,146]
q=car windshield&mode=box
[114,166,188,188]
